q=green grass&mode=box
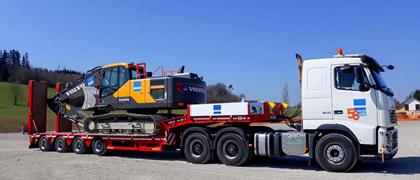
[0,82,56,132]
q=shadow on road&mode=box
[106,150,420,174]
[354,156,420,175]
[108,150,184,161]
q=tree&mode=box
[0,53,9,81]
[9,49,20,66]
[9,83,22,106]
[207,83,241,103]
[394,99,404,110]
[21,52,30,69]
[2,50,9,65]
[412,90,420,101]
[281,83,289,104]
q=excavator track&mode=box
[82,113,166,135]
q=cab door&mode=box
[115,67,130,104]
[331,64,378,144]
[99,66,128,105]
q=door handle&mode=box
[334,110,343,114]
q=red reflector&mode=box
[178,102,185,107]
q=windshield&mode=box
[371,69,387,88]
[369,68,393,96]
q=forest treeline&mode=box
[0,49,82,87]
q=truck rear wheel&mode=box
[92,138,107,156]
[216,133,249,166]
[55,136,69,153]
[315,133,357,172]
[39,136,51,151]
[72,137,87,154]
[183,133,212,164]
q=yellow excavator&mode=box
[48,62,207,135]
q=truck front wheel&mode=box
[216,133,250,166]
[315,133,357,172]
[183,133,212,164]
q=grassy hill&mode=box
[0,82,56,132]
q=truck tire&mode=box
[55,136,69,153]
[39,136,51,152]
[183,133,212,164]
[216,133,250,166]
[72,137,87,154]
[315,133,357,172]
[92,138,107,156]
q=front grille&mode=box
[387,129,398,151]
[389,110,396,123]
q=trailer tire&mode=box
[55,136,69,153]
[183,133,212,164]
[72,137,87,154]
[216,133,249,166]
[92,138,107,156]
[315,133,357,172]
[39,136,51,152]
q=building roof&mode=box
[402,97,420,105]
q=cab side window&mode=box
[335,66,361,91]
[118,67,128,85]
[100,67,125,97]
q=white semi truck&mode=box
[28,49,397,172]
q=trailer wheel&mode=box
[55,136,69,153]
[216,133,249,166]
[183,133,211,164]
[39,136,51,152]
[92,138,107,156]
[315,133,357,172]
[72,137,87,154]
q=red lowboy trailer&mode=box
[28,80,284,165]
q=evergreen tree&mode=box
[0,50,10,81]
[21,52,30,69]
[10,49,21,66]
[2,50,9,65]
[413,90,420,101]
[0,60,9,81]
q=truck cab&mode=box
[301,50,398,163]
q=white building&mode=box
[401,97,420,111]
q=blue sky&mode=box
[1,0,419,104]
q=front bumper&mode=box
[378,127,398,161]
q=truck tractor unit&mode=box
[27,49,398,172]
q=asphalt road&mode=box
[1,121,420,180]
